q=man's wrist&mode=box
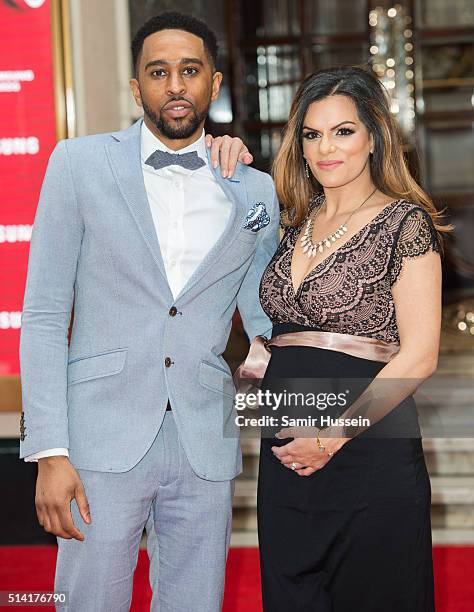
[25,448,69,462]
[38,455,69,463]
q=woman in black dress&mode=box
[254,67,451,611]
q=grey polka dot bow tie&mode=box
[145,149,206,171]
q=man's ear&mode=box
[211,71,223,102]
[130,78,143,108]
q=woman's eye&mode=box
[303,132,318,140]
[337,127,354,136]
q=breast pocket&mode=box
[199,360,236,399]
[67,348,128,386]
[236,228,259,244]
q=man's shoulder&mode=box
[60,130,121,153]
[239,164,275,191]
[57,121,140,155]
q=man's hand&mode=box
[36,456,91,541]
[205,134,253,179]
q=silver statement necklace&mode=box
[300,188,377,258]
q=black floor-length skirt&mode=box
[257,324,435,612]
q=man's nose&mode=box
[167,72,186,96]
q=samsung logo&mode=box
[0,137,39,155]
[0,225,33,243]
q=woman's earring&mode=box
[305,160,310,178]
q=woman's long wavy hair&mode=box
[273,65,451,245]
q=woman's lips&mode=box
[316,161,343,170]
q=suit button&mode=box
[164,357,173,367]
[169,306,177,317]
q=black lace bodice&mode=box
[259,197,441,344]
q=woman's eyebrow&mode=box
[302,121,357,131]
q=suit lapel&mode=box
[105,120,173,299]
[174,150,248,302]
[106,121,250,304]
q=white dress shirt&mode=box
[24,121,232,462]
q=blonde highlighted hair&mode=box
[272,66,451,245]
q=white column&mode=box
[68,0,136,136]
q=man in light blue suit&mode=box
[19,12,279,611]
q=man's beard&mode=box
[141,94,209,140]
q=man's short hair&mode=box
[131,11,219,76]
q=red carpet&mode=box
[0,546,473,611]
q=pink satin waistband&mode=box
[233,331,399,387]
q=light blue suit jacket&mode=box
[18,119,280,480]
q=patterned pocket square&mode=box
[243,202,270,232]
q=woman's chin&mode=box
[316,178,347,190]
[315,173,366,191]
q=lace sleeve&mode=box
[389,207,440,287]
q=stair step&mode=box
[241,438,260,456]
[233,476,474,530]
[431,505,474,528]
[242,455,474,476]
[233,476,474,508]
[424,439,474,474]
[233,475,474,528]
[436,351,474,376]
[422,439,474,452]
[233,508,257,532]
[232,508,474,531]
[431,476,474,504]
[425,452,474,475]
[241,438,474,455]
[241,438,474,477]
[229,529,474,547]
[234,478,257,508]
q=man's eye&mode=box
[337,127,354,136]
[151,70,166,77]
[183,67,198,75]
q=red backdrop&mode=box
[0,0,57,375]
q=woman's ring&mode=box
[291,462,297,470]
